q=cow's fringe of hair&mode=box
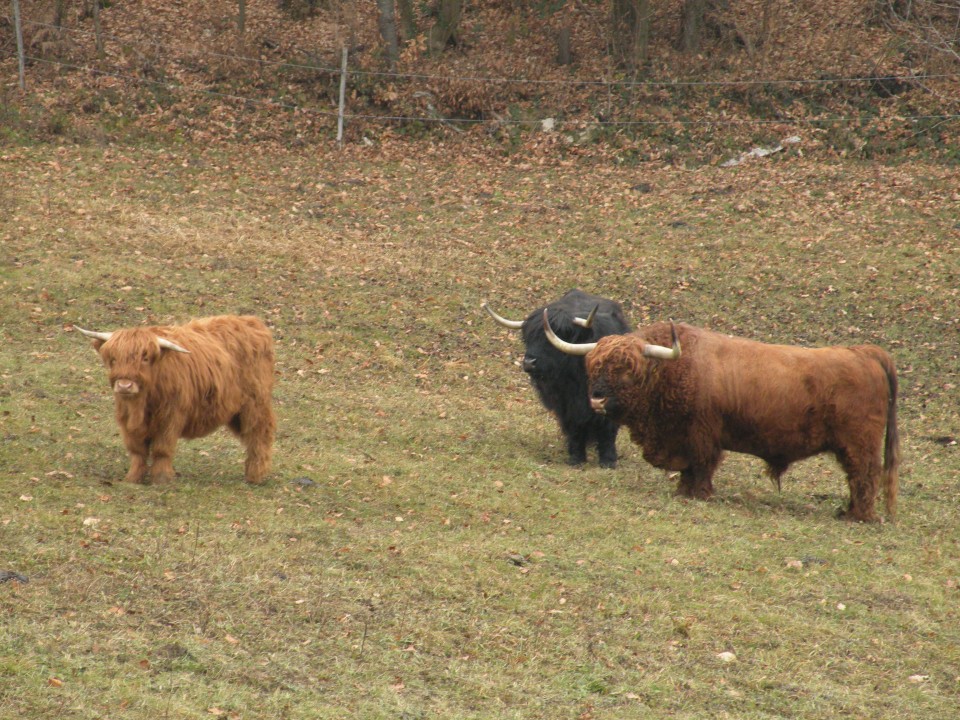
[588,336,650,379]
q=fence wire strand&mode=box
[23,55,960,129]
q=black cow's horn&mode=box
[642,321,681,360]
[482,302,524,330]
[573,305,598,329]
[543,309,596,356]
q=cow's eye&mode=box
[141,352,151,363]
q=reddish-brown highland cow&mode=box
[76,315,276,485]
[545,314,900,522]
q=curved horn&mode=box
[482,301,524,330]
[74,326,113,343]
[642,321,681,361]
[573,305,598,329]
[157,337,190,354]
[543,309,596,356]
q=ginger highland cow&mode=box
[76,315,276,485]
[545,315,899,522]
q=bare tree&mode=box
[397,0,417,42]
[376,0,400,69]
[54,0,67,28]
[428,0,463,55]
[610,0,651,70]
[679,0,707,53]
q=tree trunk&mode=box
[397,0,416,42]
[557,26,572,66]
[428,0,462,55]
[679,0,707,53]
[54,0,67,28]
[610,0,651,70]
[376,0,400,69]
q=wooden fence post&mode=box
[12,0,25,91]
[337,46,348,148]
[93,0,103,54]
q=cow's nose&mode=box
[115,379,136,393]
[522,357,536,373]
[590,397,607,414]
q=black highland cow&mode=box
[483,289,631,467]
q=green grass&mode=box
[1,141,959,719]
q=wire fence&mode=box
[7,9,960,138]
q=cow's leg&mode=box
[564,425,588,467]
[236,402,275,485]
[147,431,179,485]
[676,453,721,500]
[121,431,148,484]
[124,452,148,484]
[596,423,618,469]
[836,450,881,522]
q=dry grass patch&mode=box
[1,142,959,719]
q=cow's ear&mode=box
[90,339,106,352]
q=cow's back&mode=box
[153,316,274,439]
[687,327,892,461]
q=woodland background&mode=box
[2,0,959,159]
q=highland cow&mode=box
[75,315,276,485]
[545,315,899,522]
[483,289,631,467]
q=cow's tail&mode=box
[877,349,900,521]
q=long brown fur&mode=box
[87,315,276,485]
[585,323,900,522]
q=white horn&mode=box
[543,309,596,356]
[74,326,113,342]
[573,305,598,329]
[157,337,190,354]
[482,301,524,330]
[642,321,681,361]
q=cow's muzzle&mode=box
[113,379,141,396]
[590,397,608,415]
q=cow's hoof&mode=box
[599,459,618,469]
[836,507,880,523]
[150,472,174,485]
[245,476,267,486]
[676,485,714,500]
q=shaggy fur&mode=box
[86,315,276,485]
[517,289,631,467]
[586,322,899,522]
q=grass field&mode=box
[1,139,959,719]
